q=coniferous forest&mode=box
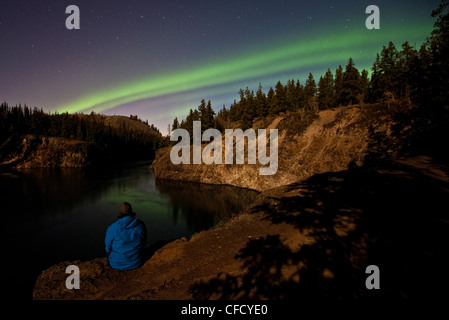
[2,1,448,163]
[0,105,164,163]
[173,0,449,150]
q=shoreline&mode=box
[33,155,449,300]
[32,208,280,300]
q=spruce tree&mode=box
[429,0,449,106]
[172,117,179,130]
[334,65,344,106]
[197,99,215,131]
[267,87,276,115]
[378,42,400,100]
[317,68,335,109]
[341,58,362,105]
[295,79,305,109]
[203,100,215,130]
[244,87,256,121]
[273,81,287,114]
[304,73,317,109]
[184,109,195,136]
[397,42,417,102]
[359,69,370,104]
[369,53,383,102]
[198,99,207,124]
[255,83,268,117]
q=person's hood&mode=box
[117,215,139,229]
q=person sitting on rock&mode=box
[105,202,147,270]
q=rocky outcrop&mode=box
[33,154,449,300]
[152,105,396,191]
[32,211,304,300]
[32,103,449,301]
[0,134,96,168]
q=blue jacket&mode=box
[105,215,147,270]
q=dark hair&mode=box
[118,202,136,219]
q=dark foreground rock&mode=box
[33,156,449,301]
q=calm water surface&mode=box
[1,161,258,299]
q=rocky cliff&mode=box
[0,134,96,169]
[0,115,163,169]
[152,104,398,191]
[32,102,449,301]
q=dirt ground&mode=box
[33,155,449,301]
[33,209,302,300]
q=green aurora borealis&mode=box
[1,1,438,130]
[58,24,432,118]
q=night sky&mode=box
[0,0,438,132]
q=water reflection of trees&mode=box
[1,168,109,219]
[1,161,155,221]
[155,179,259,233]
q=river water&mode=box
[1,161,258,300]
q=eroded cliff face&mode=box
[152,105,395,191]
[0,135,96,168]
